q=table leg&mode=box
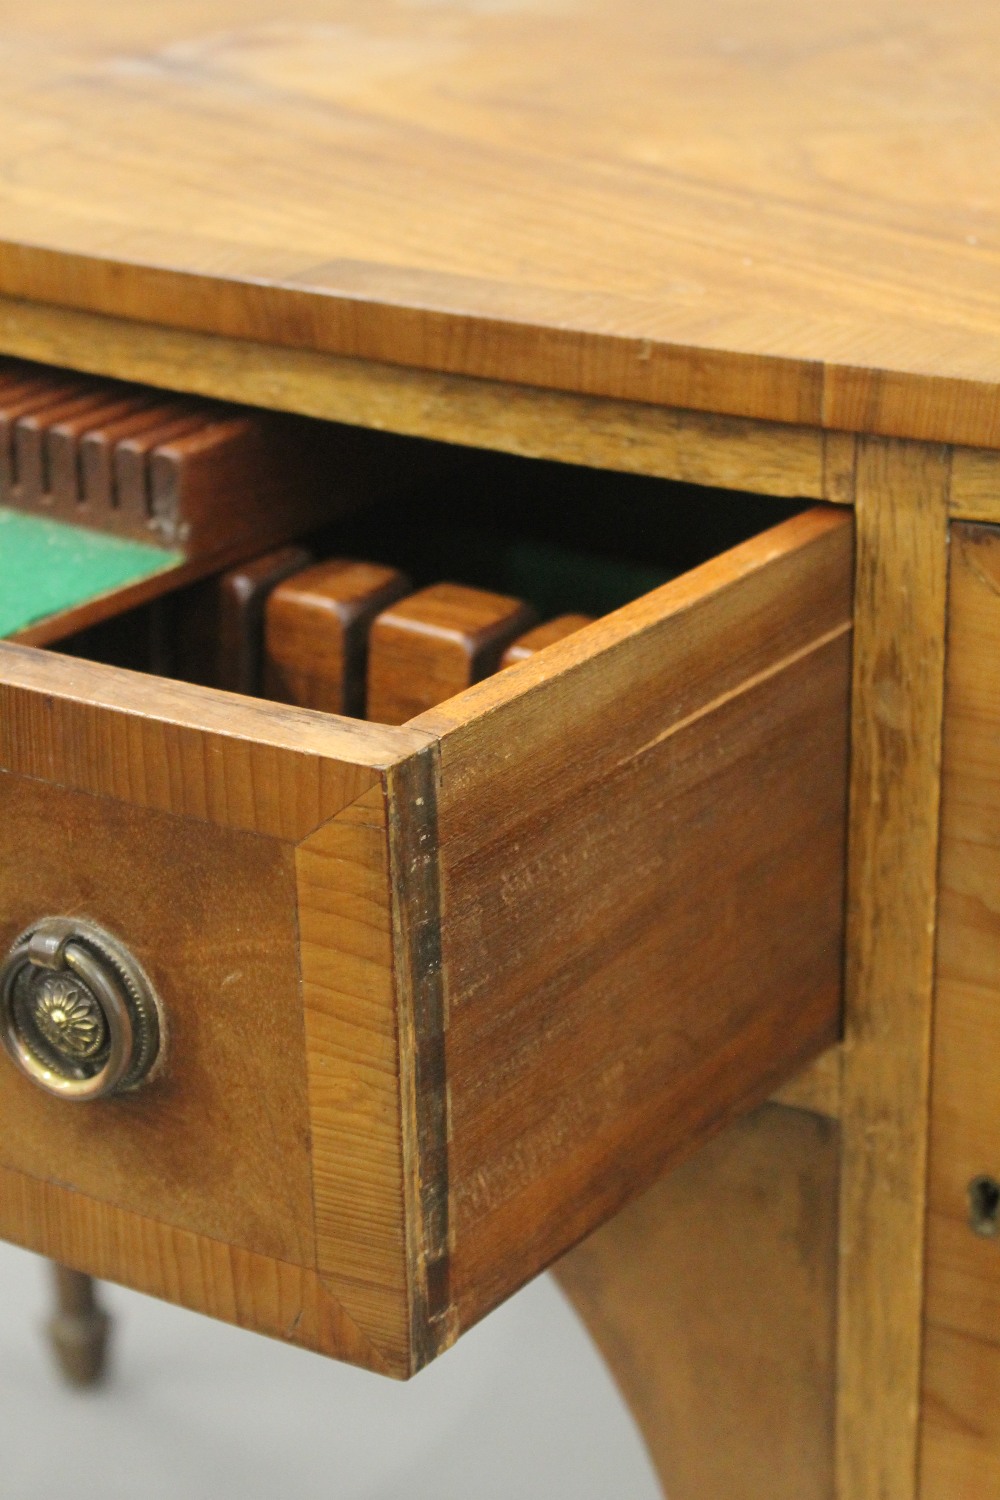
[46,1264,111,1387]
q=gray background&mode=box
[0,1242,661,1499]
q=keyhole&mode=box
[968,1175,1000,1237]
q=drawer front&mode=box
[0,506,852,1377]
[0,777,311,1261]
[0,669,429,1376]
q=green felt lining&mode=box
[0,508,182,637]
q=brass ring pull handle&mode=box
[0,918,163,1101]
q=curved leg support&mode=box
[556,1105,839,1500]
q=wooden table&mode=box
[0,3,997,1497]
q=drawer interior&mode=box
[0,364,852,1379]
[0,353,803,711]
[46,435,804,721]
[0,355,442,645]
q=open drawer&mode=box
[0,500,852,1378]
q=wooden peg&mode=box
[500,613,594,667]
[265,559,412,716]
[45,391,165,517]
[13,387,129,507]
[150,412,357,554]
[367,581,537,724]
[175,545,315,694]
[112,408,221,534]
[79,399,202,518]
[0,373,96,497]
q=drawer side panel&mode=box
[422,508,853,1330]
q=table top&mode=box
[1,0,998,447]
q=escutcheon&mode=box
[0,918,163,1101]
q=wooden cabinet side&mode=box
[921,522,1000,1497]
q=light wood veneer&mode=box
[0,2,998,448]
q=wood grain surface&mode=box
[0,640,421,835]
[297,783,413,1371]
[834,440,951,1500]
[921,523,1000,1498]
[417,507,852,1329]
[368,583,536,724]
[558,1105,840,1500]
[0,637,437,1374]
[266,559,410,716]
[500,614,593,668]
[0,2,997,447]
[395,578,846,1129]
[0,297,852,507]
[921,1326,1000,1499]
[0,1159,386,1371]
[0,773,315,1266]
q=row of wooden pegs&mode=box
[0,359,246,543]
[190,546,594,725]
[0,358,388,560]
